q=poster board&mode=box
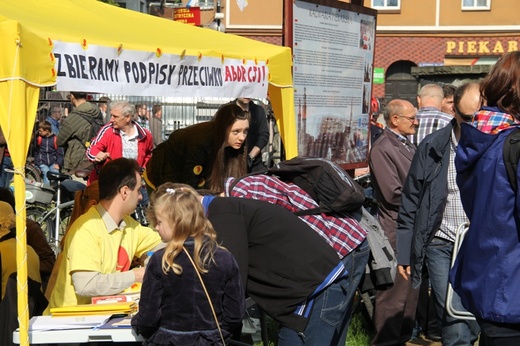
[285,0,377,170]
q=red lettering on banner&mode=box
[225,65,266,83]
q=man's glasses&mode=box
[453,104,474,121]
[398,115,417,122]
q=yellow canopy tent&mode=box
[0,0,295,344]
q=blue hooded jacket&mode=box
[450,121,520,323]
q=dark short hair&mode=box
[98,158,140,200]
[152,104,162,115]
[70,91,87,100]
[38,120,52,132]
[442,84,457,98]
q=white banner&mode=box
[53,42,268,98]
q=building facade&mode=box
[370,0,520,105]
[118,0,520,106]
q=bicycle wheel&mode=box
[58,207,72,241]
[25,163,42,183]
[46,205,73,246]
[26,205,53,242]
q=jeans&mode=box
[0,155,13,188]
[278,239,370,346]
[39,164,59,186]
[426,237,480,346]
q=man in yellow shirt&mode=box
[47,158,161,310]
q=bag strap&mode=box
[503,128,520,193]
[182,247,225,345]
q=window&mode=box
[371,0,400,10]
[462,0,490,10]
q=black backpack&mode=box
[78,113,105,147]
[503,127,520,192]
[232,157,366,216]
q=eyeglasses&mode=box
[398,115,417,122]
[453,104,474,121]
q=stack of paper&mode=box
[28,315,113,331]
[50,301,137,316]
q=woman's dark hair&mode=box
[207,103,250,192]
[98,158,140,200]
[480,51,520,118]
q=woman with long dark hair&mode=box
[146,103,249,192]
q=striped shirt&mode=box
[225,175,367,258]
[436,132,468,241]
[411,107,452,146]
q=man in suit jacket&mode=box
[369,99,420,346]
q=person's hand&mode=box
[398,264,411,281]
[132,267,146,283]
[247,155,254,169]
[95,152,110,162]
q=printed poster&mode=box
[293,0,375,165]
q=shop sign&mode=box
[373,67,384,84]
[446,39,519,55]
[173,7,201,26]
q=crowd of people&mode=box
[2,53,520,346]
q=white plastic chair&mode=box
[446,222,476,320]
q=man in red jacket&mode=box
[86,100,153,185]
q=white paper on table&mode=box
[28,314,113,331]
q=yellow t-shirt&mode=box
[47,206,161,311]
[0,238,41,299]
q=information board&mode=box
[288,0,377,169]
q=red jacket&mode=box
[86,122,153,183]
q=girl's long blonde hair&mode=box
[149,182,221,275]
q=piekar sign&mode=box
[53,41,268,98]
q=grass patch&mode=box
[346,311,373,345]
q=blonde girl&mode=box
[131,182,245,345]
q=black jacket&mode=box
[396,119,454,288]
[152,121,216,189]
[207,197,344,333]
[244,101,269,153]
[132,240,244,345]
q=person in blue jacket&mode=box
[451,51,520,345]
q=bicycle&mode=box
[25,171,86,254]
[25,157,43,182]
